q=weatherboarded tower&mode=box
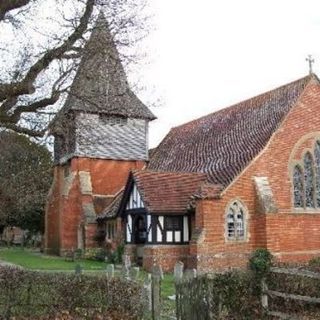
[45,13,155,255]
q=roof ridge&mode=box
[148,74,314,187]
[172,74,315,130]
[133,169,207,176]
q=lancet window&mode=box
[293,141,320,209]
[226,200,246,240]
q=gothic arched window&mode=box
[304,152,315,208]
[226,201,246,240]
[293,165,304,208]
[292,140,320,210]
[315,141,320,207]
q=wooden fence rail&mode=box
[264,267,320,319]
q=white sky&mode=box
[142,0,320,148]
[2,0,320,149]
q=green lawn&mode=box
[0,247,106,271]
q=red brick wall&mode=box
[71,158,145,195]
[194,82,320,272]
[143,245,190,272]
[45,167,62,255]
[45,157,145,255]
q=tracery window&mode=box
[293,141,320,209]
[293,165,304,208]
[226,201,246,240]
[315,142,320,207]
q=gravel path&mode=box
[0,260,22,268]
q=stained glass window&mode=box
[293,165,304,208]
[304,152,315,208]
[315,141,320,207]
[227,201,245,240]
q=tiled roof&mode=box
[132,170,207,214]
[97,189,124,220]
[148,75,317,187]
[51,12,155,132]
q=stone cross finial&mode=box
[306,55,315,75]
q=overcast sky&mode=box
[142,0,320,147]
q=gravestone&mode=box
[124,255,131,269]
[152,264,163,280]
[151,265,162,320]
[75,264,82,275]
[106,264,115,278]
[184,268,197,280]
[130,266,140,280]
[174,261,184,282]
[122,255,131,279]
[143,273,152,311]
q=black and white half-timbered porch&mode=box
[116,170,207,267]
[124,182,191,245]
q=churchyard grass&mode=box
[0,247,105,271]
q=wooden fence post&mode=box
[151,265,162,320]
[261,277,268,311]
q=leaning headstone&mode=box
[75,264,82,275]
[106,264,115,278]
[174,261,184,282]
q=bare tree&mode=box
[0,0,149,137]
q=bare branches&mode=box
[0,0,151,137]
[0,0,31,21]
[0,122,46,137]
[0,0,96,137]
[0,0,94,102]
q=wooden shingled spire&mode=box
[51,10,155,134]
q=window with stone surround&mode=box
[293,141,320,209]
[226,200,246,241]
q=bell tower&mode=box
[45,12,155,255]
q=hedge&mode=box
[0,266,144,320]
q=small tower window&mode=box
[99,115,127,126]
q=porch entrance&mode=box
[132,214,146,266]
[132,214,147,244]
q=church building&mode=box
[98,74,320,272]
[45,13,320,273]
